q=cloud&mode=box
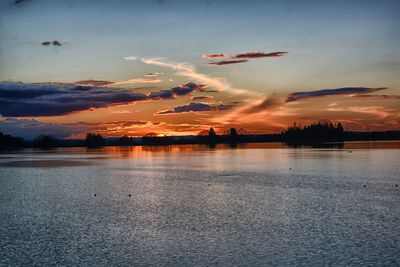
[351,94,400,100]
[232,52,287,59]
[76,75,163,86]
[201,89,219,93]
[112,78,162,85]
[111,110,131,114]
[286,87,387,102]
[241,94,283,114]
[75,80,115,86]
[208,59,248,66]
[124,56,255,95]
[191,95,214,101]
[202,51,288,59]
[202,54,226,59]
[0,118,94,139]
[157,102,234,115]
[145,72,164,77]
[41,40,64,46]
[326,106,396,119]
[147,83,203,100]
[53,40,62,46]
[0,82,203,117]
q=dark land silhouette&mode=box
[1,121,399,149]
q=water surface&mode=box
[1,142,399,266]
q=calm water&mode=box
[0,142,399,266]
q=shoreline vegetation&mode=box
[1,121,399,150]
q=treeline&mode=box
[0,132,24,149]
[282,121,344,143]
[1,121,400,149]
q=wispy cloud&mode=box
[157,102,234,115]
[286,87,387,102]
[326,106,396,119]
[124,56,255,95]
[75,80,115,86]
[208,59,248,66]
[112,78,162,85]
[241,94,283,114]
[191,95,214,101]
[75,75,162,86]
[351,94,400,100]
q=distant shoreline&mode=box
[2,130,400,150]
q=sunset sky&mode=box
[0,0,399,139]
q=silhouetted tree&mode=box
[0,132,24,149]
[85,133,105,147]
[33,135,58,148]
[229,128,238,137]
[208,127,216,137]
[118,135,131,146]
[283,120,345,143]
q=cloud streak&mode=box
[286,87,387,102]
[232,52,287,59]
[351,94,400,100]
[191,95,214,101]
[157,102,234,115]
[203,51,288,59]
[208,59,248,66]
[241,94,283,114]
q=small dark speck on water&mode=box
[396,185,398,187]
[363,185,366,187]
[129,194,132,197]
[94,194,96,196]
[208,184,211,186]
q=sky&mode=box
[0,0,399,139]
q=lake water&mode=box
[1,142,399,266]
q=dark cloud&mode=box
[191,95,214,101]
[208,60,248,66]
[15,0,29,4]
[0,82,203,117]
[201,89,219,93]
[75,80,114,86]
[41,40,63,46]
[203,51,288,60]
[232,51,287,59]
[286,87,387,102]
[148,83,203,100]
[203,53,226,59]
[351,94,400,100]
[241,94,283,114]
[0,118,93,139]
[157,102,234,114]
[53,40,62,46]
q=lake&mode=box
[0,142,399,266]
